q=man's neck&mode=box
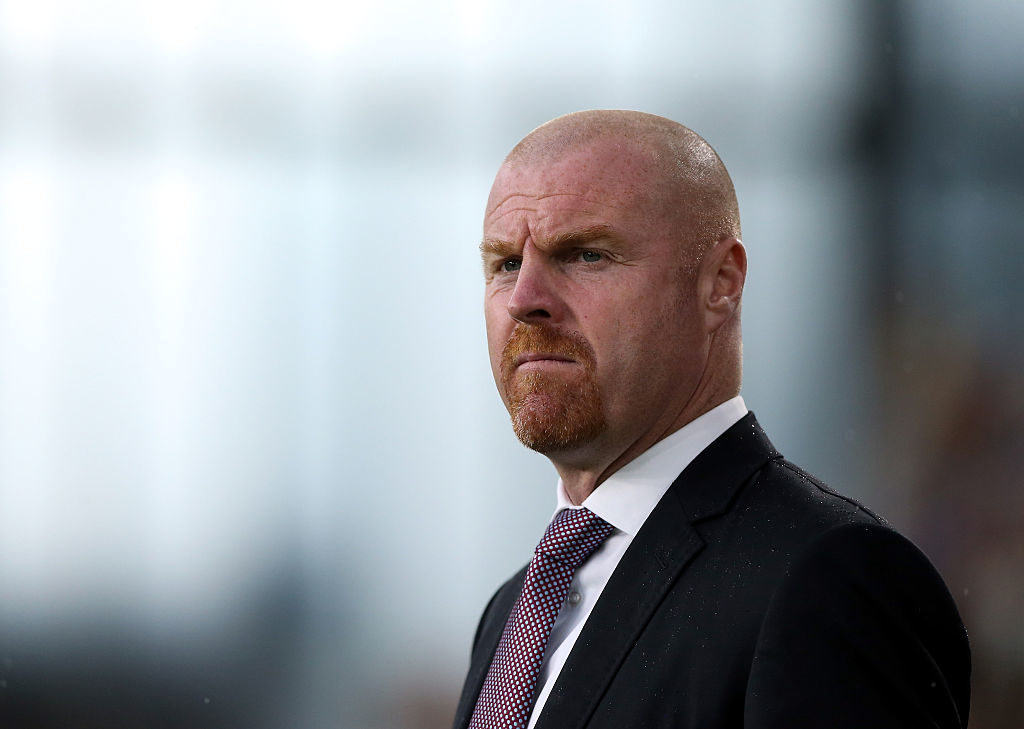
[550,417,700,505]
[550,392,743,505]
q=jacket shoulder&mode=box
[743,455,888,533]
[746,518,971,728]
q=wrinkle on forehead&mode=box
[482,224,621,256]
[485,191,626,224]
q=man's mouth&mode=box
[514,352,577,368]
[500,326,595,381]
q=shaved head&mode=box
[503,110,740,269]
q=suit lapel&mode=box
[533,489,702,729]
[534,414,779,729]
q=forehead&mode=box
[484,141,664,241]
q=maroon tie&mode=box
[468,507,614,729]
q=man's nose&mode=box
[506,257,562,324]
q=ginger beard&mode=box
[499,326,605,453]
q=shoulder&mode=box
[734,455,962,623]
[768,518,964,630]
[671,413,885,536]
[712,455,891,561]
[758,456,886,525]
[745,518,971,727]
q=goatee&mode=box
[500,325,605,453]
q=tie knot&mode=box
[535,507,614,569]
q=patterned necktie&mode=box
[468,507,614,729]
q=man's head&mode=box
[481,110,746,491]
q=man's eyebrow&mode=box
[480,238,516,257]
[479,225,618,257]
[545,225,618,249]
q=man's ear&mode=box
[702,236,746,331]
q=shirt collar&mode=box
[554,396,748,535]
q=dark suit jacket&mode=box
[452,414,970,728]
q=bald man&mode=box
[452,111,970,729]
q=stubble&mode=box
[500,325,605,453]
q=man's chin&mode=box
[509,399,605,454]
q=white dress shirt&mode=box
[526,396,748,729]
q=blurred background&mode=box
[0,0,1021,727]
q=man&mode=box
[452,110,970,729]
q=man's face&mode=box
[482,140,710,463]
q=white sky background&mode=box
[0,0,935,722]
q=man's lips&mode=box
[513,352,577,368]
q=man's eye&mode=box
[579,250,602,263]
[501,259,521,272]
